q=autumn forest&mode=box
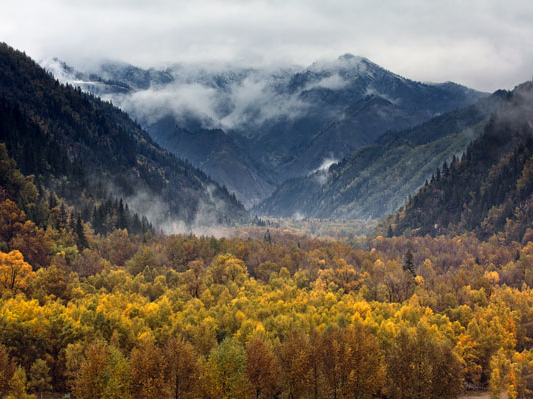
[1,35,533,399]
[2,137,533,399]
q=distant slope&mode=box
[42,55,486,206]
[146,116,276,208]
[0,42,248,229]
[254,92,506,219]
[385,81,533,241]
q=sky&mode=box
[1,0,533,92]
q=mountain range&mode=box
[255,90,507,219]
[3,40,533,244]
[42,55,487,209]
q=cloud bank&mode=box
[42,59,327,131]
[2,0,533,91]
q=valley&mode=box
[1,2,533,397]
[42,54,486,210]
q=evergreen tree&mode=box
[403,249,416,276]
[117,199,128,230]
[263,229,272,244]
[75,215,88,249]
[442,161,449,177]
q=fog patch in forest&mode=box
[310,157,338,185]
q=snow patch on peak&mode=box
[307,54,376,81]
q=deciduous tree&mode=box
[246,336,280,399]
[0,344,16,398]
[130,338,168,399]
[28,359,51,399]
[0,250,34,293]
[206,338,249,399]
[164,336,200,399]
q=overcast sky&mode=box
[2,0,533,92]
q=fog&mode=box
[4,1,533,92]
[41,58,354,132]
[311,157,339,185]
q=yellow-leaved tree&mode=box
[0,250,34,294]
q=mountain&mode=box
[41,55,487,207]
[145,117,276,209]
[247,55,486,179]
[0,43,248,230]
[254,91,506,220]
[383,81,533,241]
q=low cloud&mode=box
[314,157,338,173]
[218,74,310,129]
[495,82,533,128]
[102,177,238,237]
[364,87,398,104]
[155,184,234,237]
[45,59,313,131]
[116,82,220,127]
[308,74,350,91]
[310,157,338,185]
[292,211,305,221]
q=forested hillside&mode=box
[147,118,276,208]
[387,81,533,240]
[1,134,533,399]
[0,42,248,229]
[255,91,505,219]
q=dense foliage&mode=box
[1,147,533,399]
[2,42,532,399]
